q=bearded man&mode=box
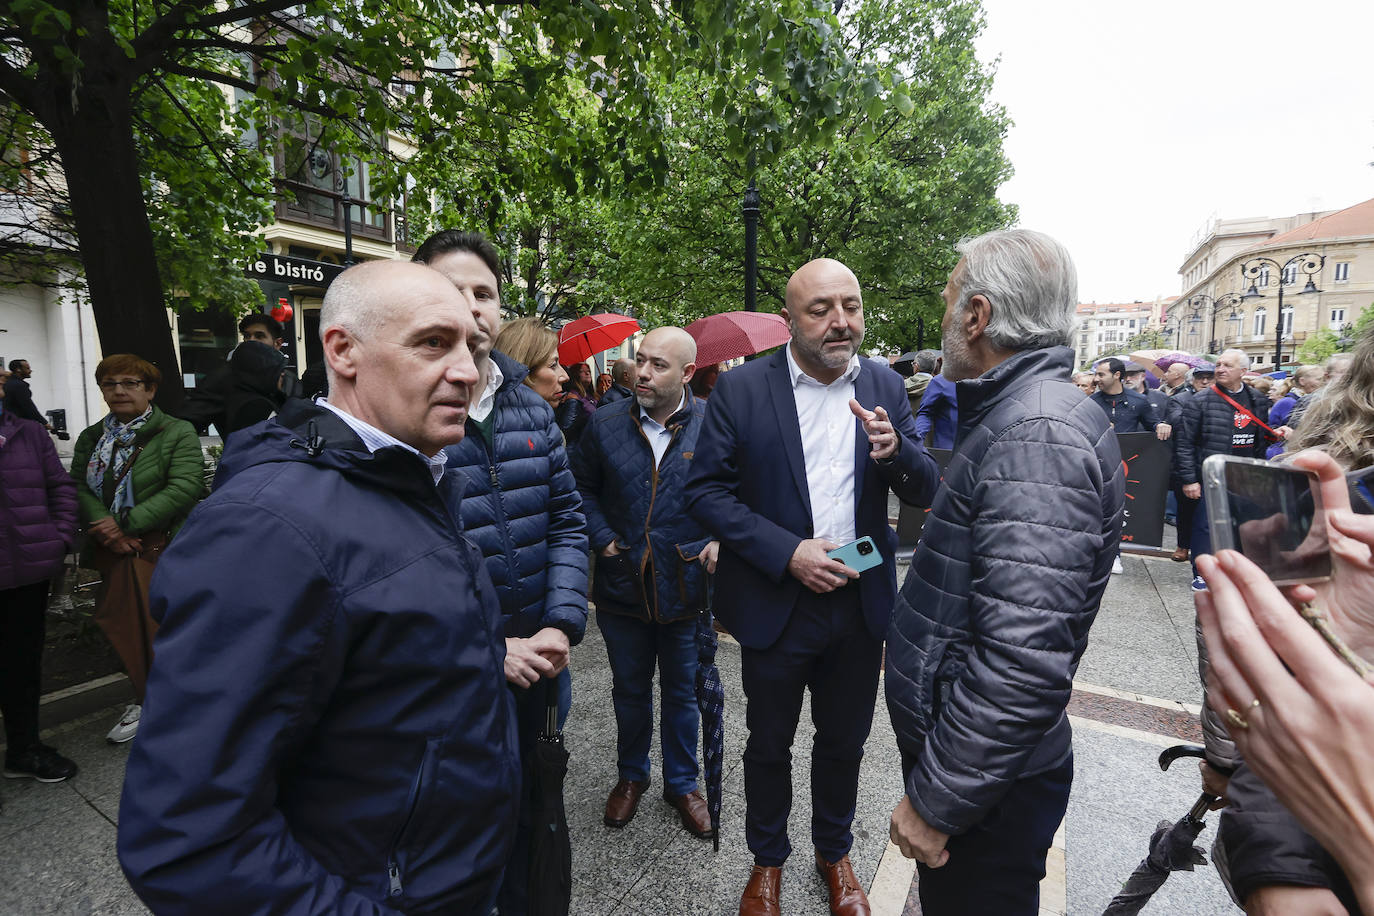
[687,258,940,916]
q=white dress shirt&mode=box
[470,358,504,423]
[318,399,448,484]
[639,391,685,468]
[785,345,860,545]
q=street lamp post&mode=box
[742,179,760,313]
[1239,252,1325,370]
[1184,292,1243,354]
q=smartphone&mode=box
[1202,454,1331,585]
[828,536,883,574]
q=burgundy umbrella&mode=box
[557,314,640,366]
[685,311,791,366]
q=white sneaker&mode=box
[1111,557,1124,575]
[107,704,141,744]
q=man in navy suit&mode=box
[687,258,940,916]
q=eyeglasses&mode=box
[98,379,147,392]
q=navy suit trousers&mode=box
[739,585,882,866]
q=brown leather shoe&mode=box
[739,865,782,916]
[1171,546,1190,562]
[814,852,870,916]
[663,788,713,838]
[603,779,648,828]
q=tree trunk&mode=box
[44,69,184,409]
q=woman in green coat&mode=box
[71,353,204,744]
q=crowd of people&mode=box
[1,224,1372,916]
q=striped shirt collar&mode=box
[317,399,447,484]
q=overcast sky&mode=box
[974,0,1374,304]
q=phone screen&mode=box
[1220,461,1331,583]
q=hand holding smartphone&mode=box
[1203,455,1331,585]
[827,536,883,574]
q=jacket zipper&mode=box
[481,415,519,575]
[633,416,660,621]
[385,737,438,899]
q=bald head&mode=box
[784,258,860,312]
[782,257,865,382]
[610,357,636,387]
[635,326,697,421]
[1165,362,1189,386]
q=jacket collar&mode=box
[956,346,1075,428]
[489,349,530,390]
[631,387,697,430]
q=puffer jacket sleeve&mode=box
[906,416,1110,835]
[118,500,387,916]
[1175,394,1204,485]
[40,429,78,547]
[539,416,589,643]
[123,418,206,535]
[570,416,618,552]
[70,424,112,524]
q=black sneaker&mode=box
[3,744,79,783]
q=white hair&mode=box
[1218,348,1249,368]
[954,229,1078,351]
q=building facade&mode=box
[1172,197,1374,367]
[1073,299,1169,368]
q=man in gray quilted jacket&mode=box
[885,230,1125,915]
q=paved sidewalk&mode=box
[1,542,1242,915]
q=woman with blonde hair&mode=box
[1283,336,1374,471]
[494,317,568,406]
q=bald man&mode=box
[687,259,940,916]
[599,356,637,406]
[118,261,521,913]
[571,326,720,841]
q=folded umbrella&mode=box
[557,314,640,366]
[694,583,725,851]
[685,311,792,367]
[527,681,572,916]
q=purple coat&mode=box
[0,410,78,589]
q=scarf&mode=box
[87,407,153,515]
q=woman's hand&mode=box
[1196,549,1374,914]
[87,516,123,546]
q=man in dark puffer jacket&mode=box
[415,229,588,916]
[886,230,1125,915]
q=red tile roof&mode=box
[1252,197,1374,249]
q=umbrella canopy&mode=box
[685,311,791,367]
[558,314,640,366]
[695,587,725,851]
[1153,352,1212,372]
[1102,812,1210,915]
[1128,349,1173,367]
[527,688,572,915]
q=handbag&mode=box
[89,441,168,702]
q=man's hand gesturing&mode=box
[849,399,898,460]
[788,539,860,594]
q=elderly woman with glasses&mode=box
[71,354,204,745]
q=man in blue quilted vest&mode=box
[414,230,588,916]
[885,230,1125,915]
[572,326,718,842]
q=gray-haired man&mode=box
[885,230,1125,915]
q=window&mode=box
[275,113,391,243]
[1335,262,1350,282]
[1331,308,1346,329]
[1281,305,1293,337]
[1253,308,1266,338]
[1257,266,1270,288]
[1282,265,1297,285]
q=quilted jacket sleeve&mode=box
[540,417,590,643]
[123,418,206,535]
[1175,395,1204,486]
[907,416,1109,834]
[40,429,79,548]
[570,417,618,552]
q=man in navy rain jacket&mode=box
[118,261,519,915]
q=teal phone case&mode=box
[827,536,883,573]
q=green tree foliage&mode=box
[1,0,868,402]
[1297,326,1341,364]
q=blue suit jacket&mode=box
[685,348,941,650]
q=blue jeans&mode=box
[596,610,700,796]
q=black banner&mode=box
[895,432,1172,549]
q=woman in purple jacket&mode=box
[0,401,79,784]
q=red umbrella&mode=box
[557,314,641,365]
[685,311,791,366]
